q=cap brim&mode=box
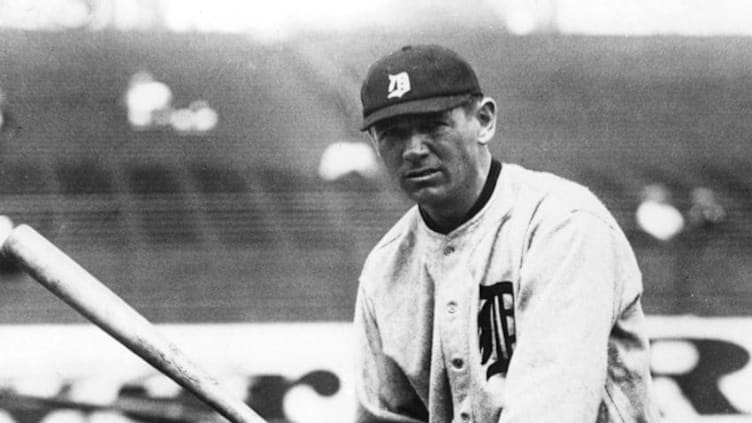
[360,94,475,131]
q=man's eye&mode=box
[420,121,447,133]
[378,128,404,142]
[377,132,395,143]
[382,129,398,138]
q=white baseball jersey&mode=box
[354,161,657,423]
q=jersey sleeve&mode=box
[353,284,428,423]
[499,210,638,422]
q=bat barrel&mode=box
[0,224,266,423]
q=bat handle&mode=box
[1,224,267,423]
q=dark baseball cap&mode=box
[360,44,483,130]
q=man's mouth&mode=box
[404,168,440,181]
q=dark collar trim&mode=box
[420,159,502,234]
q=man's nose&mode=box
[402,132,429,162]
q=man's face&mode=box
[370,106,487,209]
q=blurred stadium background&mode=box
[0,0,751,422]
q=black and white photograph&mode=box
[0,1,750,422]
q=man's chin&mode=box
[405,186,449,207]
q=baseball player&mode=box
[353,45,658,422]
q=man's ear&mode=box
[476,97,497,145]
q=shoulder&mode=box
[501,163,618,229]
[502,164,638,275]
[358,206,420,291]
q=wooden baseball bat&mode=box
[0,224,267,423]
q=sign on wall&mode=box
[0,317,750,422]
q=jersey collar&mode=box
[419,159,502,235]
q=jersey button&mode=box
[443,245,455,255]
[459,412,471,422]
[447,301,458,314]
[451,358,464,369]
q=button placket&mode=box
[435,236,473,416]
